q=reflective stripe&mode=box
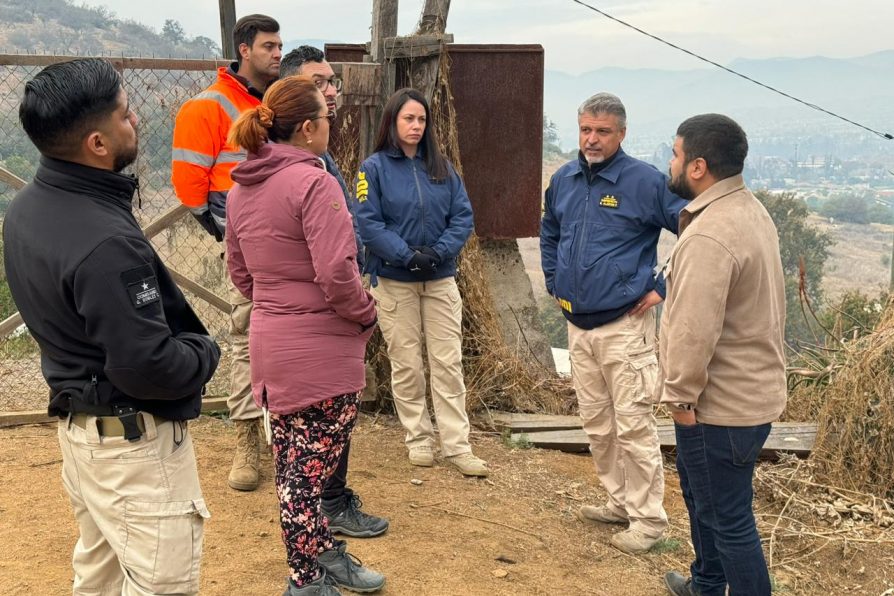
[216,150,247,164]
[172,148,214,167]
[191,90,242,122]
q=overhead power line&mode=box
[570,0,894,140]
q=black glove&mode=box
[410,246,441,265]
[406,250,438,278]
[191,210,224,242]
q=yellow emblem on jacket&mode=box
[558,298,573,313]
[599,194,619,209]
[356,171,369,203]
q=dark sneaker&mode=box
[664,571,698,596]
[318,541,386,593]
[283,571,342,595]
[323,495,389,538]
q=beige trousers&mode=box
[372,277,471,457]
[568,309,668,537]
[225,252,261,421]
[58,414,210,595]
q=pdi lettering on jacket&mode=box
[356,171,369,202]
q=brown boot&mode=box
[228,418,261,491]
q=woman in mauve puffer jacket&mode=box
[225,75,382,596]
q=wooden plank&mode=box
[512,424,817,458]
[142,204,188,239]
[0,312,24,341]
[337,62,381,107]
[0,54,229,71]
[488,411,582,432]
[167,267,230,313]
[491,411,816,437]
[0,397,230,428]
[380,35,454,59]
[0,166,26,190]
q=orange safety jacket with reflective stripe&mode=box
[171,67,260,218]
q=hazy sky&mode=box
[93,0,894,74]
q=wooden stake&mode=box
[218,0,237,60]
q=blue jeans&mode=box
[675,422,772,596]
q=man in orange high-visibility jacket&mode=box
[171,14,281,492]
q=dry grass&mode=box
[807,301,894,498]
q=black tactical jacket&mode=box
[3,156,220,420]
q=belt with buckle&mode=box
[70,412,166,441]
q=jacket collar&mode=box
[384,144,426,160]
[221,64,265,100]
[565,147,627,184]
[35,156,137,210]
[679,174,746,233]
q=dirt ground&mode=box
[2,414,894,596]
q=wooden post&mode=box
[416,0,451,34]
[409,0,451,103]
[370,0,399,61]
[362,0,399,159]
[218,0,237,60]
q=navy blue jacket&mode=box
[354,147,473,284]
[322,151,364,270]
[540,149,685,318]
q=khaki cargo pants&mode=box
[372,277,472,457]
[225,250,261,421]
[58,414,209,595]
[568,308,668,537]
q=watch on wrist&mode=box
[673,403,695,411]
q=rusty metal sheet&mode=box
[447,45,543,239]
[324,43,543,239]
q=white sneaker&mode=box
[446,452,489,477]
[408,445,434,467]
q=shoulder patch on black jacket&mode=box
[121,264,161,309]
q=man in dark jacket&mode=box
[5,58,220,595]
[540,92,686,555]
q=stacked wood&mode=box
[487,412,817,458]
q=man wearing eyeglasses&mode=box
[278,46,390,544]
[171,14,282,493]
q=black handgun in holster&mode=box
[112,404,143,442]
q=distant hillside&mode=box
[0,0,220,57]
[0,0,339,60]
[545,51,894,160]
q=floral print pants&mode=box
[270,392,360,586]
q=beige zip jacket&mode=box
[658,175,787,426]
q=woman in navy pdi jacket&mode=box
[353,88,487,477]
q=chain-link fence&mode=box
[0,55,234,412]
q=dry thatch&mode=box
[809,298,894,498]
[332,51,574,416]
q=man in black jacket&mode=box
[4,58,220,595]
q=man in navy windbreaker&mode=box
[540,92,686,555]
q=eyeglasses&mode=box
[308,112,334,124]
[313,76,343,94]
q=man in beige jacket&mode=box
[659,114,786,596]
